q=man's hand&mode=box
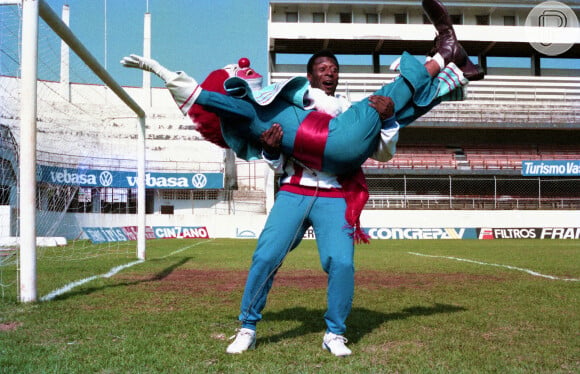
[120,54,177,82]
[260,124,283,158]
[368,95,394,121]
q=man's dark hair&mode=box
[307,50,339,74]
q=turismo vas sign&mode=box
[37,165,223,189]
[522,160,580,176]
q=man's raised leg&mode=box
[422,0,485,81]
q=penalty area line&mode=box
[40,239,216,302]
[157,238,216,259]
[408,252,580,282]
[40,259,145,302]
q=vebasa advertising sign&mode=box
[38,165,223,189]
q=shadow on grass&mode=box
[261,303,466,345]
[48,257,192,301]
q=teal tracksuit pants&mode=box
[239,190,354,335]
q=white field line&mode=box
[40,239,215,301]
[40,260,144,301]
[408,252,580,282]
[158,239,215,259]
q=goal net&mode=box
[0,1,146,302]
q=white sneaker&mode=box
[226,328,256,354]
[322,332,352,357]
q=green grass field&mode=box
[1,238,579,373]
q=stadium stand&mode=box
[268,0,580,210]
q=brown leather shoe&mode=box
[422,0,455,37]
[436,35,485,80]
[422,0,463,65]
[423,0,485,81]
[460,53,485,81]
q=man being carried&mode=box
[121,0,482,176]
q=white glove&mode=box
[120,54,178,82]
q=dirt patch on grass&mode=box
[0,322,22,332]
[356,271,502,290]
[124,268,501,294]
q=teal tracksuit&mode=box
[195,52,449,175]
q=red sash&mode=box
[293,111,331,171]
[338,169,371,244]
[292,112,370,244]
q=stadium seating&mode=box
[271,73,580,127]
[364,144,459,170]
[363,143,580,171]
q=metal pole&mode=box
[103,0,107,71]
[143,12,151,107]
[403,176,407,209]
[59,4,70,101]
[137,116,146,260]
[538,177,541,209]
[449,175,453,209]
[137,11,151,258]
[38,0,144,118]
[19,0,39,303]
[494,176,497,209]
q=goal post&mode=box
[17,0,147,302]
[19,0,39,303]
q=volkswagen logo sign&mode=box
[191,173,207,188]
[99,171,114,187]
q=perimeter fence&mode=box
[365,175,580,210]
